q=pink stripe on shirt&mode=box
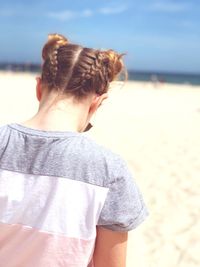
[0,223,95,267]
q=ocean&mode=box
[128,71,200,86]
[0,63,199,86]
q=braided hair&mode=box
[41,33,125,99]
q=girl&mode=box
[0,34,148,267]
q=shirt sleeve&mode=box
[97,157,149,231]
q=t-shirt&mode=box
[0,123,148,267]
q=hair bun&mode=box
[101,50,124,82]
[48,34,69,46]
[42,33,69,60]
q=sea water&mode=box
[0,63,200,86]
[128,71,200,86]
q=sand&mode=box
[0,72,200,267]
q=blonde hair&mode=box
[41,33,125,99]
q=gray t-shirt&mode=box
[0,123,148,267]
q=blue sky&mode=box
[0,0,199,73]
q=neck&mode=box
[22,93,91,133]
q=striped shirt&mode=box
[0,123,148,267]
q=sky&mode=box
[0,0,199,73]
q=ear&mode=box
[35,77,42,102]
[89,93,108,115]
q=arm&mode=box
[93,226,128,267]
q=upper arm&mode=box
[93,156,148,266]
[93,226,128,267]
[97,157,148,232]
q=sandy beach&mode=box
[0,71,200,267]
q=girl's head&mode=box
[40,33,125,99]
[34,33,126,132]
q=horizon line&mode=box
[0,62,199,76]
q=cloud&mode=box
[47,5,128,21]
[82,9,93,18]
[0,8,16,17]
[179,20,194,28]
[99,6,128,15]
[48,9,93,21]
[149,1,190,13]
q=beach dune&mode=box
[0,72,200,267]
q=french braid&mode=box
[42,34,68,87]
[41,33,124,98]
[67,48,124,97]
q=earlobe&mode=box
[84,93,109,132]
[89,98,99,115]
[88,93,109,121]
[96,93,108,109]
[89,94,106,114]
[36,77,42,102]
[101,93,108,102]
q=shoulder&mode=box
[72,133,122,163]
[0,124,9,132]
[0,124,12,155]
[0,124,10,141]
[68,133,130,185]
